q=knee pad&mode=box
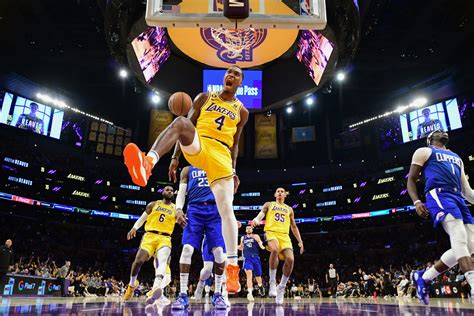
[440,249,457,268]
[180,244,194,265]
[212,247,227,264]
[466,224,474,254]
[200,261,213,281]
[443,218,470,260]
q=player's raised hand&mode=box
[176,209,188,228]
[168,158,179,182]
[298,242,305,255]
[127,228,137,240]
[415,202,429,219]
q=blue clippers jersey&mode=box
[243,235,260,257]
[187,166,214,204]
[423,146,462,194]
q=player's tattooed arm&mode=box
[461,161,474,204]
[290,208,304,254]
[251,202,270,227]
[407,148,431,219]
[169,93,209,182]
[127,201,156,240]
[175,166,189,228]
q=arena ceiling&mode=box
[0,0,473,128]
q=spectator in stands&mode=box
[396,275,409,297]
[0,239,14,285]
[58,260,71,296]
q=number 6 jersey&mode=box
[144,200,176,235]
[264,202,292,234]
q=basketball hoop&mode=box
[209,28,261,59]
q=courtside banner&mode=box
[255,113,277,159]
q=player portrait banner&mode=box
[148,110,174,147]
[255,113,277,159]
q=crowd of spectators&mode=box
[1,208,472,299]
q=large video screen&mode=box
[296,30,334,86]
[0,90,64,139]
[132,27,171,83]
[203,69,262,109]
[380,98,465,149]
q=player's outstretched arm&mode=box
[251,202,270,227]
[127,201,156,240]
[238,236,244,251]
[175,166,190,227]
[407,148,431,219]
[461,161,474,204]
[230,106,249,193]
[289,208,304,254]
[253,234,265,249]
[168,93,209,182]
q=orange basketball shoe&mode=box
[123,143,154,187]
[226,264,241,294]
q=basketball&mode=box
[168,92,192,116]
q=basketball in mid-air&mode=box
[168,92,192,116]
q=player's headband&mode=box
[426,129,444,146]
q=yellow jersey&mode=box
[196,92,243,148]
[144,200,176,235]
[264,202,292,234]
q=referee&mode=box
[0,239,14,286]
[326,263,339,298]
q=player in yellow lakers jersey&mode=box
[123,66,249,293]
[251,187,304,304]
[124,186,176,303]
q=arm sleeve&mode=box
[176,183,188,210]
[132,211,149,230]
[411,147,432,166]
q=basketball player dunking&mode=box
[123,66,249,293]
[407,130,474,304]
[124,186,176,304]
[251,187,304,304]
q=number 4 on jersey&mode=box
[215,115,225,131]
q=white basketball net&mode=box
[210,28,259,59]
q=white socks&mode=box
[280,275,289,288]
[422,267,441,282]
[269,269,277,284]
[129,275,137,286]
[146,150,159,165]
[180,273,189,294]
[215,274,224,294]
[465,271,474,289]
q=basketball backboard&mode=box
[146,0,326,30]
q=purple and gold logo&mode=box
[200,28,267,64]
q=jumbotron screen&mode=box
[380,97,465,149]
[203,69,262,109]
[296,30,334,86]
[131,27,171,83]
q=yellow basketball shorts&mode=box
[139,232,172,257]
[181,134,233,185]
[265,231,293,260]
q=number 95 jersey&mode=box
[144,200,176,235]
[264,202,292,234]
[196,92,243,149]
